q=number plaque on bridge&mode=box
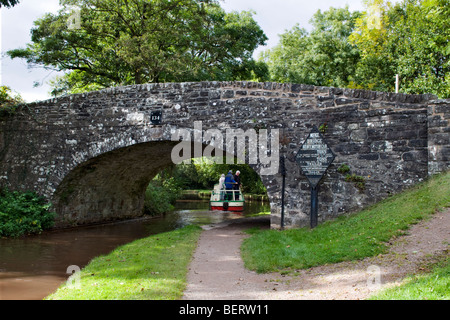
[150,110,162,125]
[295,125,335,228]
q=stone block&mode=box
[358,153,380,161]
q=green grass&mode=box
[369,256,450,300]
[45,225,202,300]
[44,172,449,300]
[246,210,271,218]
[241,171,450,273]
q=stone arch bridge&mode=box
[0,81,448,229]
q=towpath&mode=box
[183,209,449,300]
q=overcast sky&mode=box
[0,0,367,103]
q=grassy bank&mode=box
[46,225,202,300]
[369,256,449,300]
[241,171,450,273]
[45,172,448,300]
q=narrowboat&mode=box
[209,184,245,211]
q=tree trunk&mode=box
[134,71,142,84]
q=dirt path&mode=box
[183,209,449,300]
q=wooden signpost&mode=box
[295,126,335,228]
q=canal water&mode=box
[0,200,269,300]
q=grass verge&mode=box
[45,225,202,300]
[369,255,449,300]
[241,171,450,273]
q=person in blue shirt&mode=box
[224,170,236,200]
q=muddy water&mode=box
[0,200,269,300]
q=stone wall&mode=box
[427,99,450,175]
[0,81,448,228]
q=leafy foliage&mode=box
[143,159,267,215]
[8,0,267,96]
[261,6,362,88]
[170,159,267,195]
[263,0,449,98]
[0,188,56,237]
[144,177,182,216]
[349,0,450,97]
[337,164,350,174]
[0,86,24,115]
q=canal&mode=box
[0,200,269,300]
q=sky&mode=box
[0,0,368,103]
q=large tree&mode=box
[350,0,450,97]
[261,6,362,88]
[8,0,267,96]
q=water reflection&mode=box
[0,200,269,300]
[164,200,269,228]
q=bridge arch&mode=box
[53,136,273,227]
[54,140,177,226]
[0,81,448,229]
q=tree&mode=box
[163,159,267,195]
[349,0,450,97]
[393,0,450,97]
[8,0,267,96]
[0,0,19,8]
[0,86,23,108]
[261,6,361,88]
[347,0,393,91]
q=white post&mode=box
[0,7,2,86]
[395,74,399,93]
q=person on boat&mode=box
[224,170,236,201]
[233,170,241,200]
[219,174,225,200]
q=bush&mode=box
[143,177,181,216]
[169,160,268,195]
[0,188,56,237]
[0,85,23,116]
